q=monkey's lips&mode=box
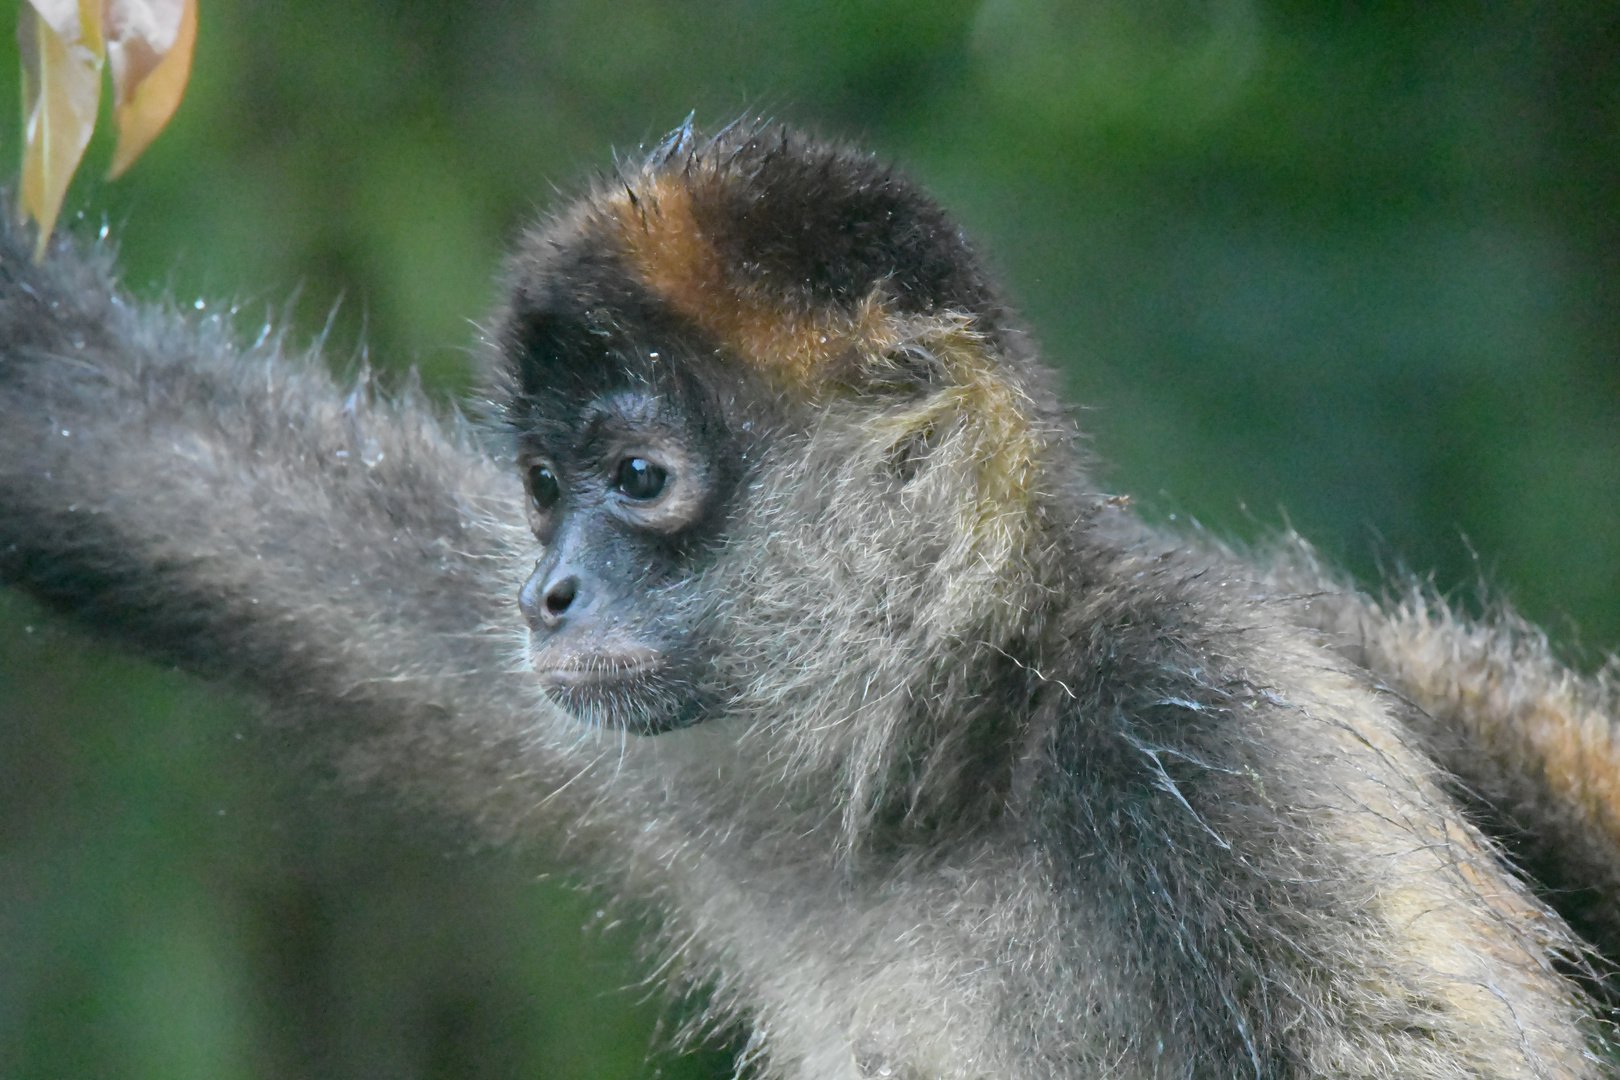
[531,649,662,689]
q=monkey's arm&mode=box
[1346,588,1620,957]
[0,229,554,821]
[1269,541,1620,958]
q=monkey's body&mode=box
[2,125,1617,1079]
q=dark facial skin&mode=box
[514,363,754,734]
[502,223,785,733]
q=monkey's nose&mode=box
[519,563,580,631]
[541,576,578,625]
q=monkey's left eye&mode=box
[528,465,561,512]
[614,457,668,501]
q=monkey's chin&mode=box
[534,660,706,735]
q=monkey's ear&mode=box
[863,307,1048,509]
[884,423,944,485]
[843,308,984,397]
[839,312,958,397]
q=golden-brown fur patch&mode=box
[606,171,879,386]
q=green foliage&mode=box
[2,2,1617,1076]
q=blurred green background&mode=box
[2,1,1618,1077]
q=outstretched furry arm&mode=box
[0,226,559,823]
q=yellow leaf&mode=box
[18,1,105,261]
[106,0,196,179]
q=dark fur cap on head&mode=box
[495,118,1032,402]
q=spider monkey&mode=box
[3,120,1619,1080]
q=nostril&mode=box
[544,576,577,618]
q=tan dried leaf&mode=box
[106,0,196,178]
[25,0,91,39]
[18,0,105,261]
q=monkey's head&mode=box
[492,121,1071,750]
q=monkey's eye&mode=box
[528,464,561,512]
[614,457,668,501]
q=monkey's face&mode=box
[497,122,1020,734]
[510,307,760,735]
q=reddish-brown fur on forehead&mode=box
[599,170,893,388]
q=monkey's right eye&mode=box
[614,457,668,501]
[528,465,561,512]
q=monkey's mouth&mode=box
[532,650,662,689]
[529,640,711,734]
